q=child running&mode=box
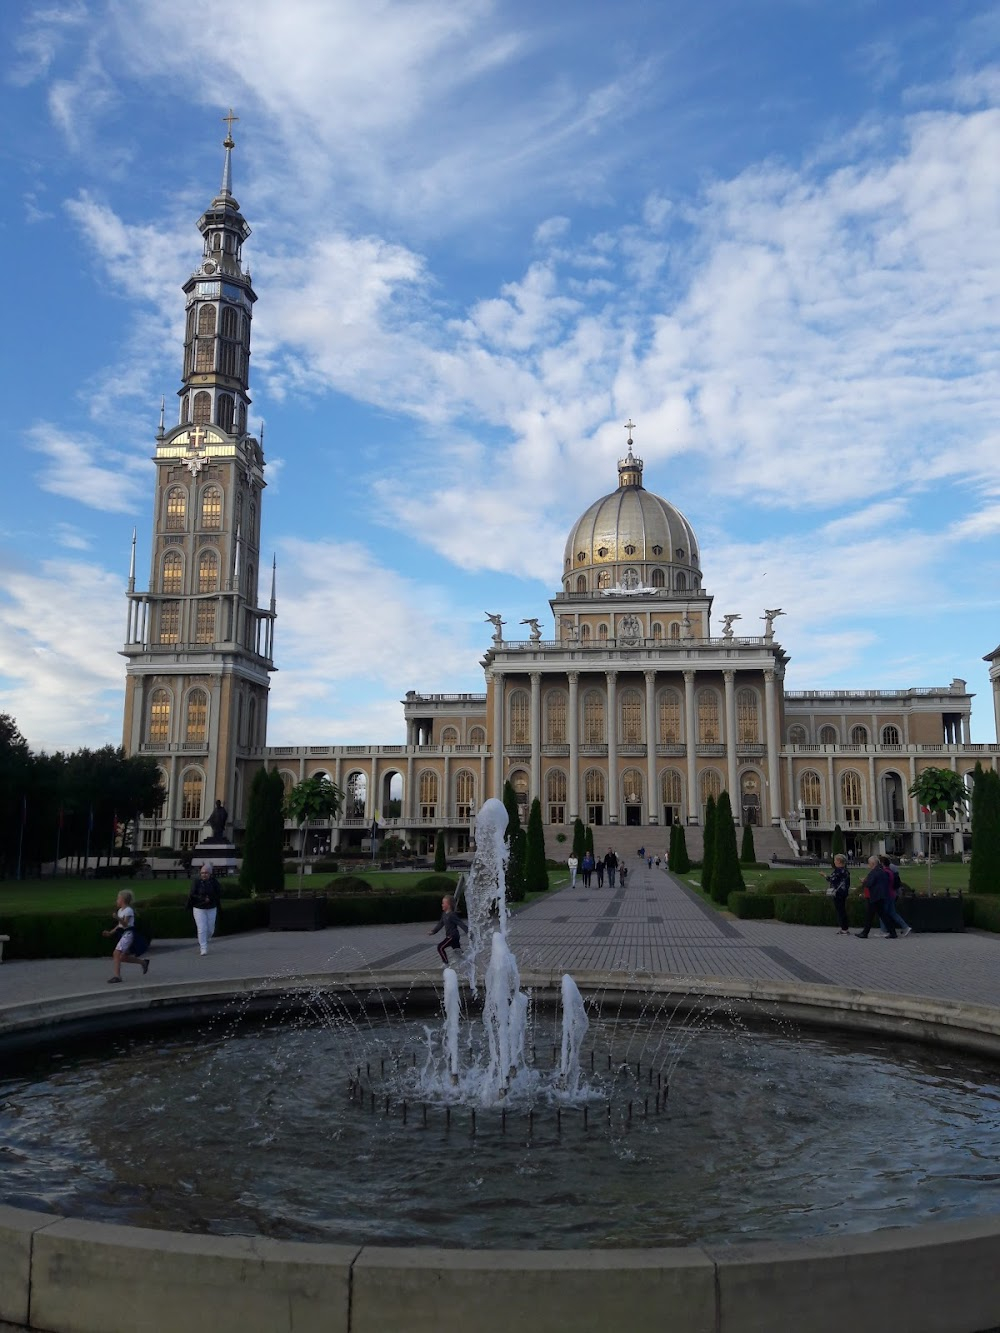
[428,895,468,965]
[102,889,150,983]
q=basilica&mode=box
[121,133,998,866]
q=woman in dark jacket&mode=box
[187,861,222,955]
[823,854,851,934]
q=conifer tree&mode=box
[524,797,548,893]
[970,764,1000,895]
[584,824,594,855]
[502,780,526,902]
[831,823,845,858]
[711,791,744,903]
[672,823,690,874]
[701,793,717,895]
[740,822,757,865]
[239,767,268,894]
[571,816,587,860]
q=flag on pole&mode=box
[920,805,931,815]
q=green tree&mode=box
[241,768,286,895]
[284,775,344,895]
[584,824,594,855]
[571,816,587,860]
[434,830,447,872]
[701,794,717,895]
[671,823,690,874]
[969,765,1000,896]
[909,766,970,894]
[711,791,745,903]
[831,823,845,858]
[502,780,526,902]
[740,822,757,865]
[524,797,548,893]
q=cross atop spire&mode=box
[624,418,636,447]
[617,416,643,488]
[220,108,238,194]
[223,108,239,146]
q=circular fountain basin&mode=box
[2,970,1000,1333]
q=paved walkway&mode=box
[2,862,998,1011]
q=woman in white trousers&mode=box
[186,861,222,955]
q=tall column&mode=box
[492,670,504,799]
[568,671,580,823]
[684,670,698,822]
[723,670,738,801]
[764,669,780,825]
[606,671,619,824]
[405,754,414,822]
[644,670,658,825]
[530,672,542,804]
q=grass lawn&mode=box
[679,860,971,905]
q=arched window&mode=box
[652,622,663,641]
[699,769,722,816]
[800,771,822,820]
[180,393,190,423]
[840,771,863,821]
[737,688,760,743]
[580,624,592,642]
[597,570,611,589]
[881,724,901,746]
[195,603,215,644]
[419,771,438,818]
[469,726,486,744]
[510,770,529,822]
[851,725,869,746]
[659,689,681,744]
[676,572,687,590]
[158,603,179,644]
[165,487,187,531]
[162,550,183,594]
[200,486,222,530]
[669,623,680,640]
[217,394,235,432]
[697,689,720,744]
[788,725,807,746]
[185,689,207,744]
[660,769,683,824]
[651,568,665,588]
[819,725,838,745]
[193,391,211,424]
[620,689,643,744]
[195,305,216,372]
[198,550,218,592]
[279,771,296,800]
[583,690,605,744]
[181,769,204,820]
[545,691,567,744]
[585,768,605,825]
[247,698,257,748]
[509,690,529,744]
[149,689,171,745]
[546,769,567,824]
[441,726,459,744]
[346,772,367,818]
[455,770,475,819]
[622,768,643,809]
[576,575,586,592]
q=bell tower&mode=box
[121,115,275,852]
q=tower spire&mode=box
[270,553,277,613]
[221,108,239,195]
[617,417,643,489]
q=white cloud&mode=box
[28,425,148,513]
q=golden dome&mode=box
[562,447,701,594]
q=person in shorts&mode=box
[102,889,150,982]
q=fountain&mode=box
[2,796,1000,1331]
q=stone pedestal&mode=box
[191,840,238,876]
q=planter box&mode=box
[268,894,328,931]
[901,894,964,933]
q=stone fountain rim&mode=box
[3,970,1000,1333]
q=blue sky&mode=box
[3,0,1000,752]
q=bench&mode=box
[0,935,9,963]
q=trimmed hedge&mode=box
[416,874,459,894]
[773,894,840,926]
[762,878,810,895]
[728,892,775,919]
[968,895,1000,932]
[316,893,443,927]
[3,899,269,960]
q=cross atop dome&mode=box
[617,417,643,488]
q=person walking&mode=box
[187,861,222,956]
[878,855,912,937]
[567,854,579,887]
[581,850,594,887]
[619,861,628,888]
[822,853,851,934]
[605,849,618,888]
[595,855,605,888]
[855,856,897,938]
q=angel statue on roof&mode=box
[485,612,505,643]
[520,617,542,642]
[721,613,741,639]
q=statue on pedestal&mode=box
[206,799,230,843]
